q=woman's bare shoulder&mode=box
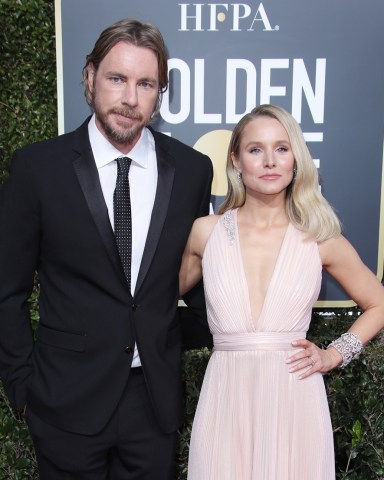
[191,214,221,256]
[194,213,221,230]
[193,214,221,239]
[318,234,357,267]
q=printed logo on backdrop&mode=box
[57,0,384,304]
[178,3,278,32]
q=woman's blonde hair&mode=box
[218,104,341,242]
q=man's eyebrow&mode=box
[105,71,127,79]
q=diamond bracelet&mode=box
[327,332,363,368]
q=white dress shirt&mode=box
[88,114,157,367]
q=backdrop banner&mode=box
[55,0,384,305]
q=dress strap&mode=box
[222,209,235,246]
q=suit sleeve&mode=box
[196,153,213,218]
[181,153,214,350]
[0,151,39,409]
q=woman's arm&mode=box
[320,235,384,343]
[287,234,384,378]
[179,215,219,297]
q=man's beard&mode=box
[92,92,149,146]
[97,108,144,145]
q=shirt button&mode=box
[124,346,133,354]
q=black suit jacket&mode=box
[0,119,213,435]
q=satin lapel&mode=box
[135,146,175,295]
[72,127,128,288]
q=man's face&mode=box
[87,41,159,153]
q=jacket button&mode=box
[124,346,133,354]
[132,303,138,311]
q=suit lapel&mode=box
[72,122,128,288]
[135,138,175,295]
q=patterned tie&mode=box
[114,157,132,290]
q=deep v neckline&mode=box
[233,209,291,330]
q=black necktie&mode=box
[114,157,132,290]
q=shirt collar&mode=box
[88,113,153,169]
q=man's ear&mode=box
[87,64,96,93]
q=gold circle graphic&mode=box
[217,12,226,22]
[194,129,232,197]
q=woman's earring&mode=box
[292,164,297,181]
[236,170,242,183]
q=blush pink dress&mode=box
[187,209,335,480]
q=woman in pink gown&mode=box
[179,104,384,480]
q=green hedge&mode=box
[0,0,57,183]
[0,1,383,479]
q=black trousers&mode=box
[26,368,177,479]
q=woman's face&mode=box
[232,116,295,199]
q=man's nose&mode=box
[121,84,138,106]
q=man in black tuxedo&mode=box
[0,19,212,479]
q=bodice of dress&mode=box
[202,209,322,339]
